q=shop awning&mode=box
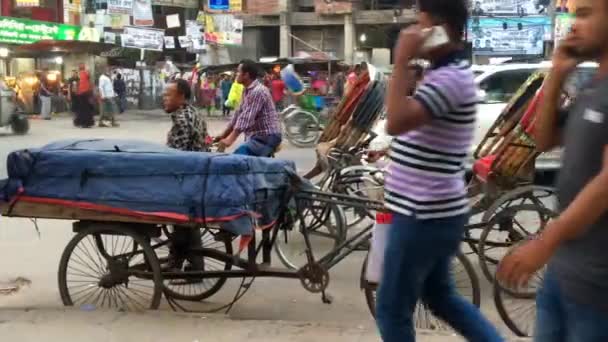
[13,40,115,57]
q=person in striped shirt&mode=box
[375,1,503,341]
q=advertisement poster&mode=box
[178,36,192,48]
[468,16,550,56]
[471,0,546,16]
[108,14,130,29]
[208,0,229,10]
[204,14,243,45]
[107,0,133,15]
[166,14,180,28]
[122,26,164,50]
[164,36,175,49]
[104,31,117,44]
[133,0,154,26]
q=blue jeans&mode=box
[535,270,608,342]
[376,213,503,342]
[233,134,282,157]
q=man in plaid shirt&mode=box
[217,59,282,156]
[162,78,210,273]
[165,79,210,152]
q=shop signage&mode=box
[471,0,546,16]
[108,0,134,15]
[121,26,164,51]
[152,0,198,8]
[0,16,83,45]
[15,0,40,7]
[467,16,551,56]
[207,0,242,12]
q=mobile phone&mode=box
[422,26,450,50]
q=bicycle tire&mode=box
[274,202,346,270]
[283,110,320,148]
[58,224,163,311]
[160,230,234,302]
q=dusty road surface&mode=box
[0,112,535,341]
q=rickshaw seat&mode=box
[473,155,497,182]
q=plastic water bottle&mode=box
[280,64,304,93]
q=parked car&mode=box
[371,61,598,182]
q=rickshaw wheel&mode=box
[477,186,556,283]
[156,228,234,302]
[493,255,545,337]
[361,251,480,331]
[58,224,163,311]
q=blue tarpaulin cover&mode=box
[0,139,297,235]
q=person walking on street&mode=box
[67,70,79,114]
[216,59,282,157]
[270,73,286,112]
[163,78,210,271]
[113,73,127,114]
[498,0,608,340]
[220,74,233,116]
[38,74,52,120]
[376,0,503,341]
[73,64,95,128]
[98,68,119,127]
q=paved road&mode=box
[0,113,531,340]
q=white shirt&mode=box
[99,74,115,99]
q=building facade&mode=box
[241,0,416,64]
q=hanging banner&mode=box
[185,20,205,51]
[104,31,117,44]
[108,14,130,29]
[164,36,175,49]
[152,0,198,7]
[468,16,550,56]
[178,36,192,48]
[166,14,181,28]
[133,0,154,26]
[471,0,546,16]
[122,26,164,50]
[203,14,243,45]
[108,0,133,15]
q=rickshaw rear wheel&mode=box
[58,224,163,311]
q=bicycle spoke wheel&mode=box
[155,228,234,301]
[478,188,556,283]
[494,268,544,337]
[275,202,346,270]
[283,110,320,148]
[58,225,162,311]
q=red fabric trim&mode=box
[14,195,260,224]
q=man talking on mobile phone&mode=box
[498,0,608,340]
[376,0,503,341]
